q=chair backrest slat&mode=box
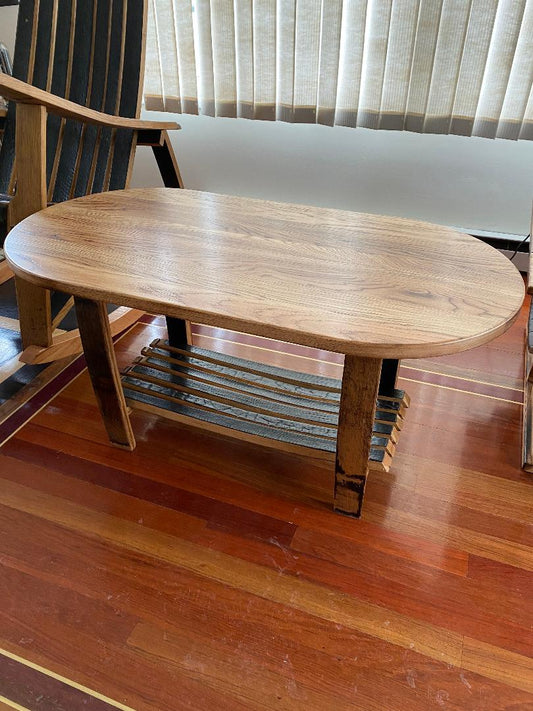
[0,0,146,203]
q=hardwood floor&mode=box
[0,302,531,710]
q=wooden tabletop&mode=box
[5,188,524,358]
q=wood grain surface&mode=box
[0,308,531,710]
[4,189,523,359]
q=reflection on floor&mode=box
[0,302,531,711]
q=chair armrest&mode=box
[0,74,180,131]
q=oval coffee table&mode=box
[5,188,524,517]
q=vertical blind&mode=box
[145,0,533,140]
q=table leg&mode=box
[334,355,382,517]
[74,297,136,451]
[379,358,400,395]
[165,316,191,348]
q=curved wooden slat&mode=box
[0,74,180,131]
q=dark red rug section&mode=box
[0,651,122,710]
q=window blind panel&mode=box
[358,0,393,129]
[404,0,443,133]
[292,0,321,123]
[334,0,367,127]
[253,0,277,119]
[174,0,198,114]
[316,0,343,126]
[235,0,255,118]
[378,0,420,131]
[473,0,526,138]
[145,0,165,111]
[144,0,533,140]
[518,88,533,140]
[423,0,472,135]
[449,0,498,137]
[496,2,533,140]
[194,0,216,115]
[146,0,197,113]
[276,0,297,122]
[157,0,182,112]
[211,0,237,116]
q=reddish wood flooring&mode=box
[0,301,532,710]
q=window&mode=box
[145,0,533,140]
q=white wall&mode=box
[133,111,533,236]
[2,5,532,236]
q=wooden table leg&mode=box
[334,355,382,518]
[379,358,399,395]
[165,316,191,348]
[74,297,136,451]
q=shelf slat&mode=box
[122,341,409,471]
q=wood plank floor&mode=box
[0,301,532,710]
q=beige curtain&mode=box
[145,0,533,140]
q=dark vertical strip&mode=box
[379,359,400,395]
[0,0,37,193]
[102,0,127,190]
[109,0,144,190]
[25,0,41,83]
[45,0,59,91]
[73,0,111,197]
[69,0,98,198]
[166,317,189,348]
[51,0,94,202]
[45,0,73,187]
[91,0,125,194]
[47,0,77,199]
[31,0,54,89]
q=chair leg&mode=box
[152,130,184,188]
[15,276,52,349]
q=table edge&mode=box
[6,256,525,361]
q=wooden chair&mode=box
[0,42,12,252]
[522,209,533,471]
[0,0,186,363]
